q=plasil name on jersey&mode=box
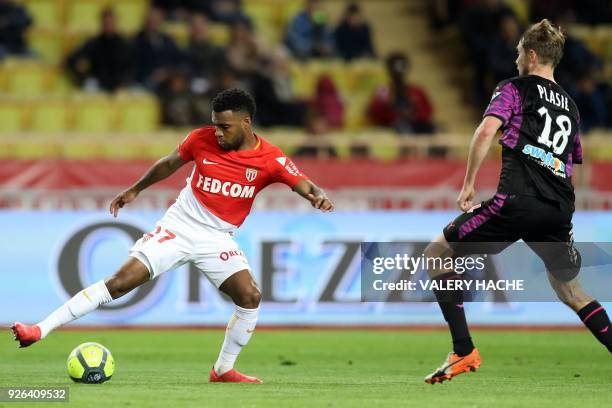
[536,84,569,112]
[195,174,255,198]
[522,144,566,177]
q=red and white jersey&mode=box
[175,126,308,231]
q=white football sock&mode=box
[37,280,113,338]
[213,306,259,375]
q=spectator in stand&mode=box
[225,19,266,79]
[458,0,516,105]
[334,3,375,61]
[159,68,194,126]
[294,75,342,158]
[487,14,522,84]
[208,0,250,24]
[285,0,335,60]
[187,13,227,88]
[554,10,603,92]
[159,66,215,127]
[152,0,209,21]
[0,0,32,58]
[208,67,246,97]
[428,0,469,30]
[573,0,612,24]
[311,74,344,130]
[367,52,434,134]
[607,87,612,128]
[528,0,572,23]
[252,48,308,127]
[132,7,184,91]
[572,74,609,133]
[65,8,132,92]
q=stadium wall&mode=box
[2,210,611,326]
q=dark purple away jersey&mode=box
[484,75,582,212]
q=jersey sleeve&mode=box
[572,132,583,164]
[178,130,198,161]
[572,111,583,164]
[483,81,521,126]
[270,154,308,187]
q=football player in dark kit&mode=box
[423,19,612,384]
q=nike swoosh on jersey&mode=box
[203,158,219,165]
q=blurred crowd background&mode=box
[0,0,611,210]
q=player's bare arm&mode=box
[110,147,188,217]
[458,116,503,212]
[292,179,334,212]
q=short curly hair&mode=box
[212,88,256,119]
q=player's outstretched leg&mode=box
[423,234,480,384]
[11,257,150,348]
[210,269,262,384]
[548,273,612,353]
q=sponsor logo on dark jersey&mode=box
[522,144,566,177]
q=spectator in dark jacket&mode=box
[252,48,307,127]
[573,0,612,24]
[572,74,608,133]
[458,0,515,105]
[334,3,375,61]
[487,15,522,84]
[66,8,132,92]
[554,10,603,92]
[152,0,210,20]
[132,7,184,90]
[225,19,265,79]
[187,13,227,85]
[0,0,32,58]
[208,0,250,24]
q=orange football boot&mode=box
[424,348,481,384]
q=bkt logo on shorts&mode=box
[219,250,244,261]
[195,175,255,198]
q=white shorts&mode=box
[129,203,251,288]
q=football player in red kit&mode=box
[12,88,333,384]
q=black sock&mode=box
[577,300,612,353]
[433,272,474,356]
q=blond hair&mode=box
[519,19,566,67]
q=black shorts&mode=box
[443,193,581,281]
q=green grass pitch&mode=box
[1,329,610,407]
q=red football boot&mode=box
[11,322,41,348]
[209,367,262,384]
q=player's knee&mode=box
[424,240,452,260]
[105,275,137,299]
[547,250,581,282]
[105,277,125,299]
[235,289,261,309]
[424,243,439,259]
[105,259,150,299]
